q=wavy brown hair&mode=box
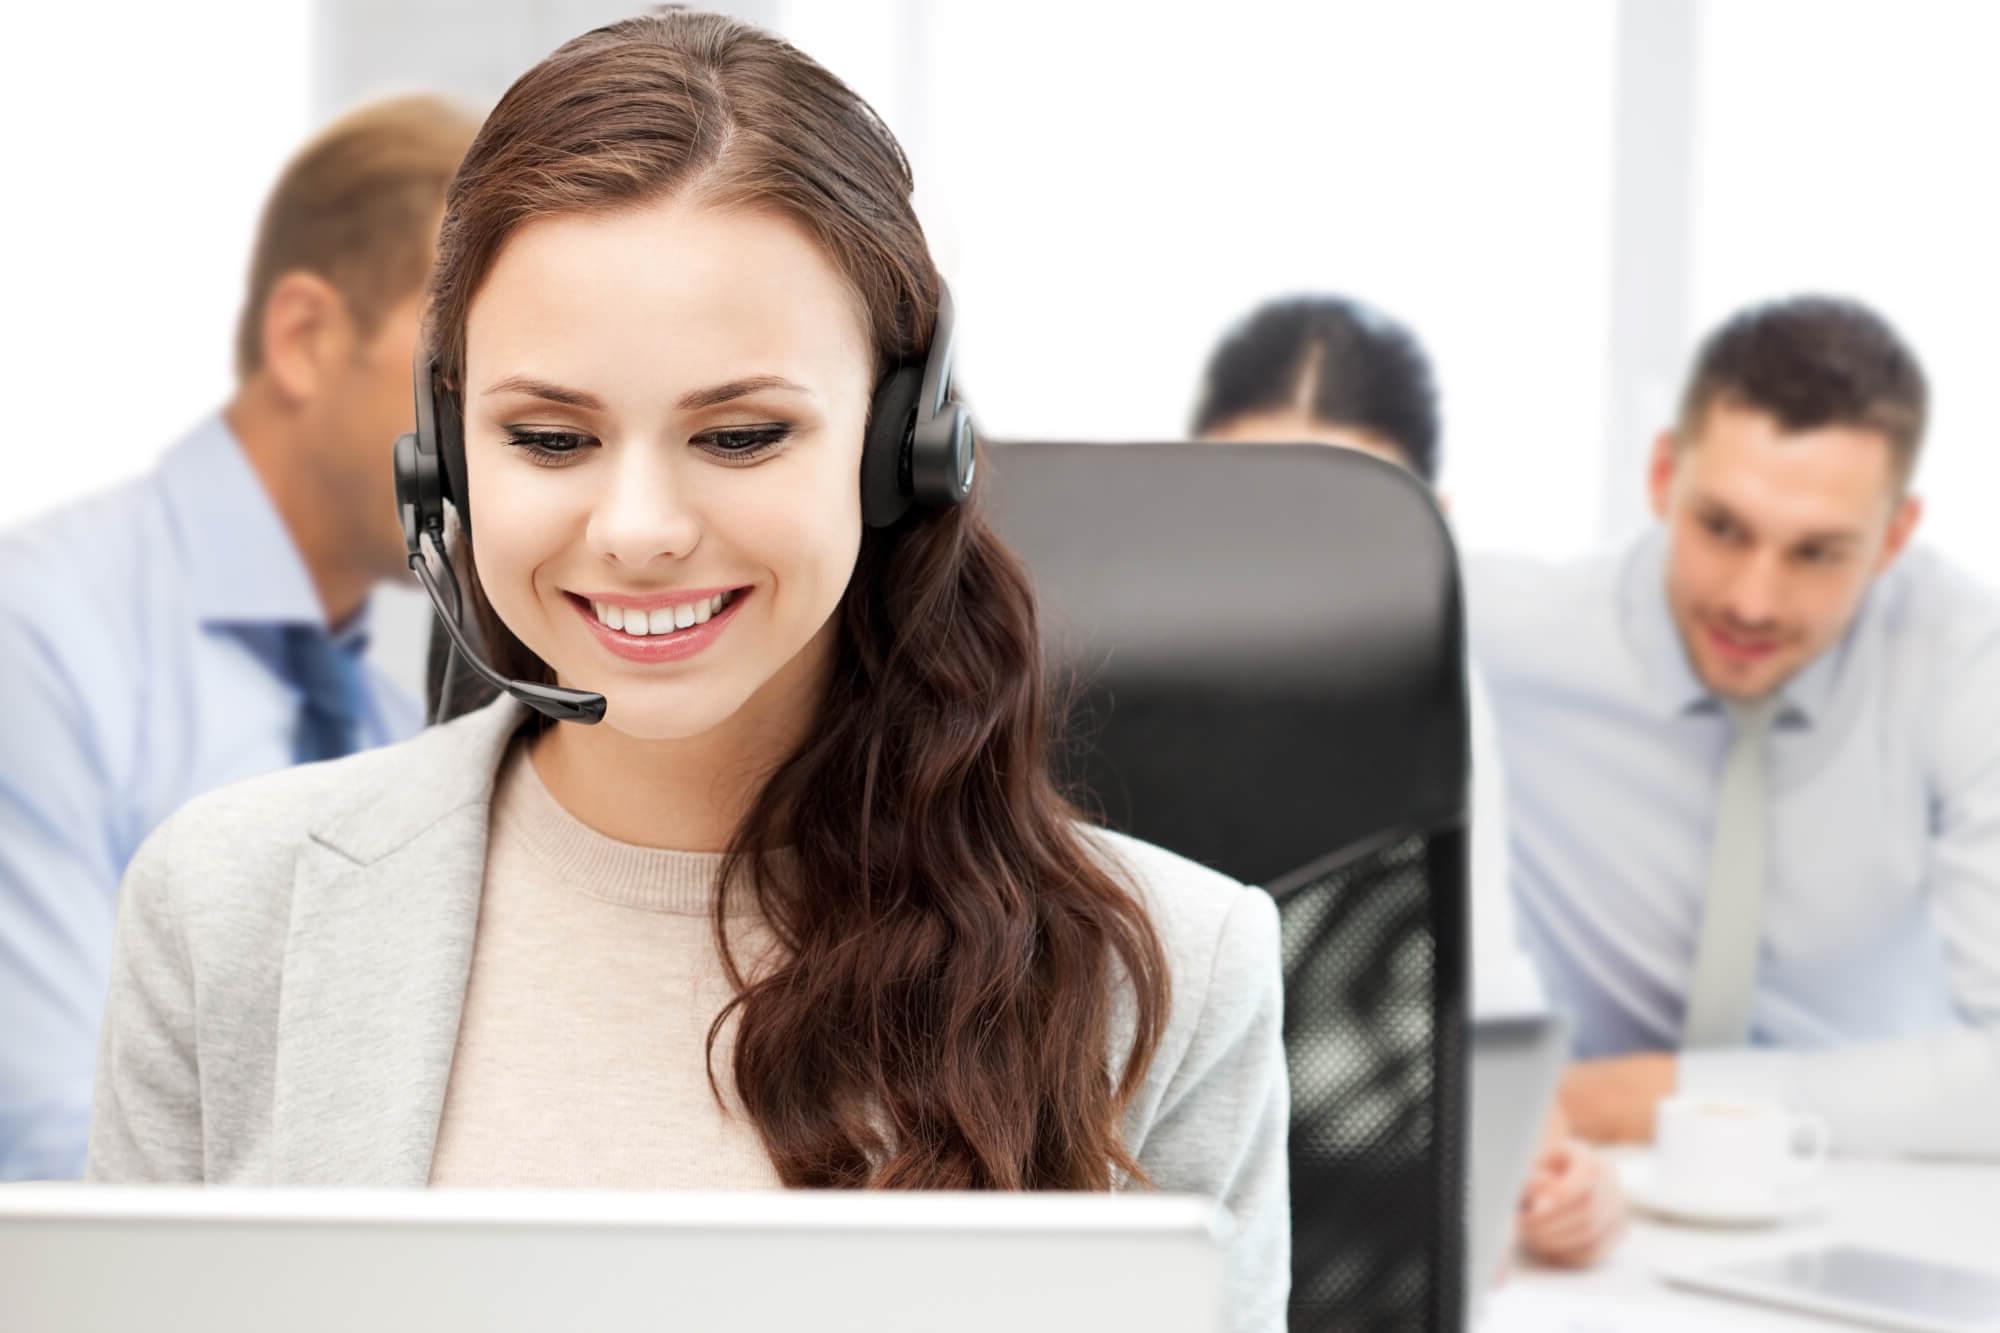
[428,9,1170,1190]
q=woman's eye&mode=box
[695,424,792,462]
[503,430,593,465]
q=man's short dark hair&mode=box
[1192,295,1442,484]
[1678,295,1928,480]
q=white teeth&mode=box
[589,592,735,636]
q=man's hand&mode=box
[1558,1052,1677,1144]
[1517,1138,1628,1267]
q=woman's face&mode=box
[462,197,875,742]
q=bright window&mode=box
[797,1,1619,560]
[0,2,312,528]
[1693,0,2000,575]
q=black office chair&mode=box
[985,441,1471,1333]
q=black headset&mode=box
[392,283,978,726]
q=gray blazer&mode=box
[86,696,1289,1329]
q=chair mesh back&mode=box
[983,443,1473,1333]
[1275,829,1467,1332]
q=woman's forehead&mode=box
[464,199,872,401]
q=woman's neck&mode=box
[525,626,834,852]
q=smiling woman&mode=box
[457,198,873,752]
[84,12,1290,1332]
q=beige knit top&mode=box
[428,740,784,1188]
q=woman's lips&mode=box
[567,588,750,664]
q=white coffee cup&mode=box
[1653,1094,1831,1209]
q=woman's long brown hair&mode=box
[428,10,1171,1190]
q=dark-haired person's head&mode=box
[1649,295,1927,700]
[430,9,1166,1191]
[1192,294,1441,486]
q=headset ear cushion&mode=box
[861,365,923,529]
[393,432,432,558]
[910,403,977,507]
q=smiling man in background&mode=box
[0,95,478,1179]
[1472,295,2000,1158]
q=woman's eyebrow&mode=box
[678,375,813,411]
[482,376,604,410]
[480,374,813,413]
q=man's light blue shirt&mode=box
[1470,531,2000,1158]
[0,415,422,1179]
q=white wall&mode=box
[1693,0,2000,577]
[785,1,1618,562]
[0,1,311,528]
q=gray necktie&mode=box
[1683,696,1783,1049]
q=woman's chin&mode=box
[588,686,744,743]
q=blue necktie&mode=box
[283,625,370,765]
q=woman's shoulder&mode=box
[129,698,525,914]
[1089,824,1288,1257]
[1077,824,1282,1001]
[160,704,487,830]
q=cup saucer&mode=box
[1622,1159,1826,1228]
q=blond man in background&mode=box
[0,96,479,1179]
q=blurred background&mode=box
[4,0,1996,694]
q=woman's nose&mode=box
[584,448,702,568]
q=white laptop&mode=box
[1467,1012,1571,1306]
[0,1187,1228,1333]
[1666,1244,2000,1333]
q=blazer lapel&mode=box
[270,697,531,1184]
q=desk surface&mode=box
[1485,1152,2000,1330]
